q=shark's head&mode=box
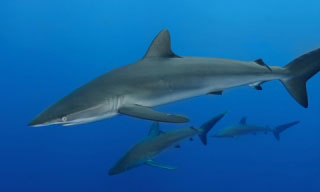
[108,151,146,176]
[28,90,119,127]
[108,159,142,176]
[108,164,126,176]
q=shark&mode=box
[212,117,299,140]
[108,112,226,176]
[29,29,320,127]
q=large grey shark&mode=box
[212,117,299,140]
[29,29,320,127]
[108,112,226,176]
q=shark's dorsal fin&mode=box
[148,122,166,137]
[239,117,247,125]
[143,29,179,59]
[148,122,161,137]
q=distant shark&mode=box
[108,112,226,176]
[212,117,299,140]
[29,29,320,127]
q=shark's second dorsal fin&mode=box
[254,58,272,71]
[148,122,166,137]
[143,29,179,59]
[148,122,161,137]
[239,117,247,125]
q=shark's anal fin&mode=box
[249,81,265,90]
[208,91,223,95]
[255,58,272,71]
[145,160,176,170]
[119,104,189,123]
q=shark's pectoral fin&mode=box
[174,144,181,148]
[118,104,189,123]
[145,160,176,170]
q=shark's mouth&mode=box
[29,121,65,127]
[61,112,119,126]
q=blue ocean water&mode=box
[1,0,320,191]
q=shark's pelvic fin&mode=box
[145,160,176,170]
[143,29,179,58]
[118,104,189,123]
[255,58,272,71]
[239,117,247,125]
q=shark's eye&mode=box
[61,116,67,122]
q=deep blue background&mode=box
[1,0,320,191]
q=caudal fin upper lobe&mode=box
[282,48,320,107]
[198,111,227,145]
[273,121,300,141]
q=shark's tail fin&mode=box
[281,48,320,108]
[272,121,300,141]
[198,111,227,145]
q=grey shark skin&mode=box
[108,112,226,176]
[212,117,299,140]
[29,29,320,127]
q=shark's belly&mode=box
[111,59,286,108]
[126,74,271,107]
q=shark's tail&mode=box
[198,111,227,145]
[281,48,320,108]
[272,121,300,141]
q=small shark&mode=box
[29,29,320,127]
[108,112,226,176]
[212,117,299,140]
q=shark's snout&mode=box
[28,105,67,127]
[28,117,43,127]
[28,113,61,127]
[108,168,121,176]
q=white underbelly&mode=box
[128,73,282,107]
